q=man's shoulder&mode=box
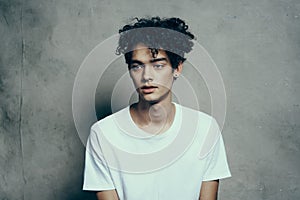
[179,104,214,123]
[91,106,128,131]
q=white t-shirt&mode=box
[83,103,231,200]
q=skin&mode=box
[96,43,219,200]
[199,180,219,200]
[96,190,119,200]
[128,43,182,134]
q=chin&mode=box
[139,91,170,104]
[139,95,159,103]
[142,97,159,104]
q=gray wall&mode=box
[1,0,299,199]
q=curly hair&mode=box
[116,17,195,69]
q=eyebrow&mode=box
[150,58,168,63]
[130,58,168,65]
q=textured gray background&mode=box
[1,0,299,199]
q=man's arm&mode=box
[199,180,219,200]
[96,189,119,200]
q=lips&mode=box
[140,85,158,94]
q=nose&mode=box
[142,65,153,82]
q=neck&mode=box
[130,93,176,134]
[136,100,174,125]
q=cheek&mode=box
[158,74,174,88]
[130,74,142,88]
[131,78,139,87]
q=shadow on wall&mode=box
[96,101,113,120]
[94,54,131,120]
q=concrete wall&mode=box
[1,0,299,199]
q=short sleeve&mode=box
[82,128,116,191]
[202,135,231,181]
[202,119,231,181]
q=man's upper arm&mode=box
[96,189,119,200]
[199,180,219,200]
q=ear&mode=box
[173,62,183,77]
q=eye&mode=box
[130,64,144,71]
[153,64,164,69]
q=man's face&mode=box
[128,43,182,103]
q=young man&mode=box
[83,17,231,200]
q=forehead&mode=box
[131,43,169,62]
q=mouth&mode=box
[140,85,158,93]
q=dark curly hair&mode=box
[116,17,195,69]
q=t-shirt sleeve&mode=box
[82,127,116,191]
[202,119,231,181]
